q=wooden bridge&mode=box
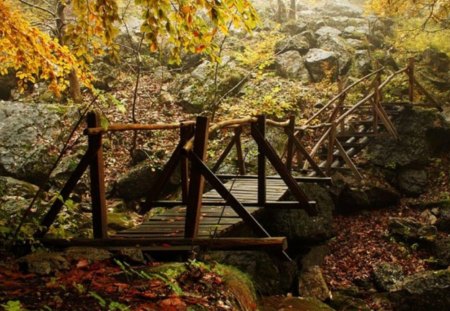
[36,59,440,257]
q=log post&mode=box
[326,122,337,175]
[373,72,381,134]
[234,126,246,175]
[254,115,266,206]
[87,111,108,239]
[285,115,295,172]
[408,57,415,103]
[185,116,209,238]
[180,124,194,204]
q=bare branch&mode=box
[18,0,56,17]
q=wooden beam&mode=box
[285,115,295,172]
[87,111,108,239]
[255,116,266,206]
[189,152,272,237]
[251,122,317,216]
[217,174,331,183]
[185,117,210,238]
[234,127,246,175]
[40,237,288,252]
[34,147,97,238]
[180,124,194,204]
[334,138,363,181]
[212,133,238,173]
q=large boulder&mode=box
[305,49,338,82]
[389,269,450,311]
[274,51,310,82]
[317,35,354,75]
[372,262,405,291]
[396,168,428,196]
[18,251,69,275]
[275,32,315,54]
[315,26,342,38]
[298,266,332,301]
[204,251,297,295]
[0,102,77,187]
[261,183,335,244]
[436,203,450,232]
[388,217,437,244]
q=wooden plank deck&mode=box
[114,178,288,239]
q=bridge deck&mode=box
[115,178,288,239]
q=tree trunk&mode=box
[289,0,296,20]
[57,1,82,102]
[276,0,287,23]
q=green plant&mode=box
[1,300,25,311]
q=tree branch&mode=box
[18,0,56,17]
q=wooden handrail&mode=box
[305,67,385,125]
[85,121,196,135]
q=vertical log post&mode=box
[255,115,266,206]
[87,111,108,239]
[185,117,209,238]
[373,72,381,134]
[408,57,415,103]
[285,115,295,172]
[180,123,194,204]
[326,122,337,175]
[234,126,246,175]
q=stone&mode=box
[372,263,405,291]
[298,266,332,301]
[315,26,342,38]
[388,217,438,244]
[305,49,338,82]
[389,269,450,311]
[275,33,314,54]
[300,245,330,271]
[0,176,38,199]
[19,251,69,275]
[317,35,353,75]
[0,102,77,186]
[353,50,372,76]
[328,292,371,311]
[115,248,146,264]
[396,169,428,196]
[318,1,363,18]
[65,247,112,263]
[281,21,308,36]
[336,186,369,214]
[261,183,335,244]
[204,251,297,295]
[365,186,400,209]
[436,205,450,232]
[113,160,164,201]
[275,51,309,82]
[433,237,450,267]
[274,297,335,311]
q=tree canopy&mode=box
[0,0,259,98]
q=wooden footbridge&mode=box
[36,59,440,256]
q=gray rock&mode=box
[275,33,314,54]
[19,251,69,275]
[65,247,112,262]
[114,160,163,201]
[261,183,334,243]
[396,169,428,196]
[434,237,450,267]
[315,26,342,38]
[298,266,332,301]
[329,292,371,311]
[115,247,146,264]
[353,50,372,76]
[0,176,38,198]
[275,51,309,82]
[373,263,405,291]
[365,186,400,209]
[346,38,369,50]
[300,244,330,271]
[337,186,369,214]
[388,217,437,244]
[272,297,335,311]
[389,269,450,311]
[281,21,308,36]
[317,1,363,18]
[305,49,338,82]
[205,251,297,295]
[0,102,78,186]
[317,35,353,75]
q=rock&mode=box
[300,244,330,271]
[436,204,450,232]
[298,266,332,301]
[421,48,450,73]
[372,263,405,291]
[389,269,450,311]
[317,35,353,75]
[315,26,342,38]
[0,102,77,186]
[396,169,428,196]
[113,160,163,201]
[65,247,112,263]
[318,1,363,18]
[367,108,450,169]
[204,251,297,295]
[353,50,372,76]
[328,292,371,311]
[346,38,369,50]
[281,21,308,36]
[342,25,370,40]
[275,33,315,54]
[433,238,450,267]
[0,176,38,198]
[337,186,369,214]
[261,183,335,244]
[115,248,146,264]
[305,49,338,82]
[388,217,438,244]
[19,251,69,275]
[274,297,335,311]
[275,51,309,82]
[365,186,400,209]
